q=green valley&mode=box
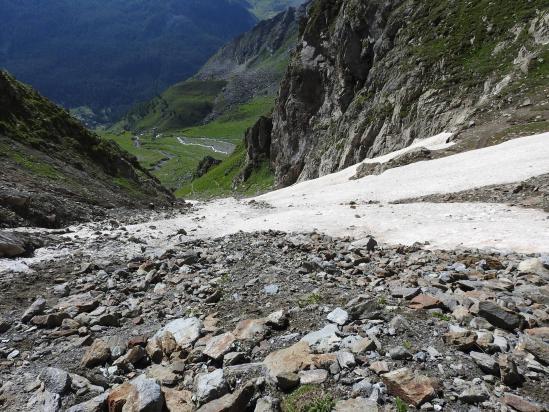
[105,5,304,197]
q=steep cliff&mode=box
[262,0,549,186]
[0,71,173,228]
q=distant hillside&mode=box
[118,5,304,133]
[0,0,258,121]
[245,0,307,19]
[0,71,173,228]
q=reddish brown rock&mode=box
[443,330,477,351]
[163,388,193,412]
[409,295,441,310]
[203,332,236,361]
[81,339,111,368]
[263,341,312,382]
[232,319,268,342]
[503,393,543,412]
[382,368,438,407]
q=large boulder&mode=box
[153,317,202,349]
[107,375,163,412]
[0,232,26,257]
[382,368,439,407]
[194,369,228,405]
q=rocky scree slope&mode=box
[0,71,173,229]
[120,5,305,133]
[244,0,549,186]
[0,230,547,411]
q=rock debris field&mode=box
[0,133,548,411]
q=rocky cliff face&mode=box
[263,0,548,186]
[0,71,174,228]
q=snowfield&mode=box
[1,132,548,274]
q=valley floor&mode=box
[0,132,547,411]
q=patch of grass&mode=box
[406,0,546,86]
[403,340,413,350]
[105,94,276,195]
[100,130,227,191]
[282,385,335,412]
[432,312,451,322]
[113,177,147,199]
[5,149,61,179]
[175,143,246,198]
[121,79,227,132]
[395,397,408,412]
[182,95,275,143]
[377,296,387,306]
[298,293,323,308]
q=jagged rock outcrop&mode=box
[194,156,222,179]
[255,0,549,186]
[0,71,174,228]
[234,116,273,185]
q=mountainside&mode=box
[0,71,173,228]
[0,0,259,121]
[120,5,304,133]
[245,0,308,19]
[245,0,549,187]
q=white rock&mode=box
[153,317,202,348]
[327,308,349,325]
[301,324,341,352]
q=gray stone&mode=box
[27,390,61,412]
[337,350,356,369]
[477,301,523,331]
[300,324,341,352]
[0,232,26,258]
[470,352,498,375]
[196,381,255,412]
[39,367,72,395]
[265,310,288,329]
[276,372,300,391]
[53,283,70,297]
[334,397,379,411]
[194,369,228,404]
[518,258,549,279]
[22,297,47,322]
[254,396,280,412]
[0,316,10,333]
[298,369,328,385]
[458,386,489,404]
[130,375,164,411]
[348,299,382,320]
[389,346,413,360]
[351,379,373,397]
[519,335,549,365]
[66,393,107,412]
[223,352,249,366]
